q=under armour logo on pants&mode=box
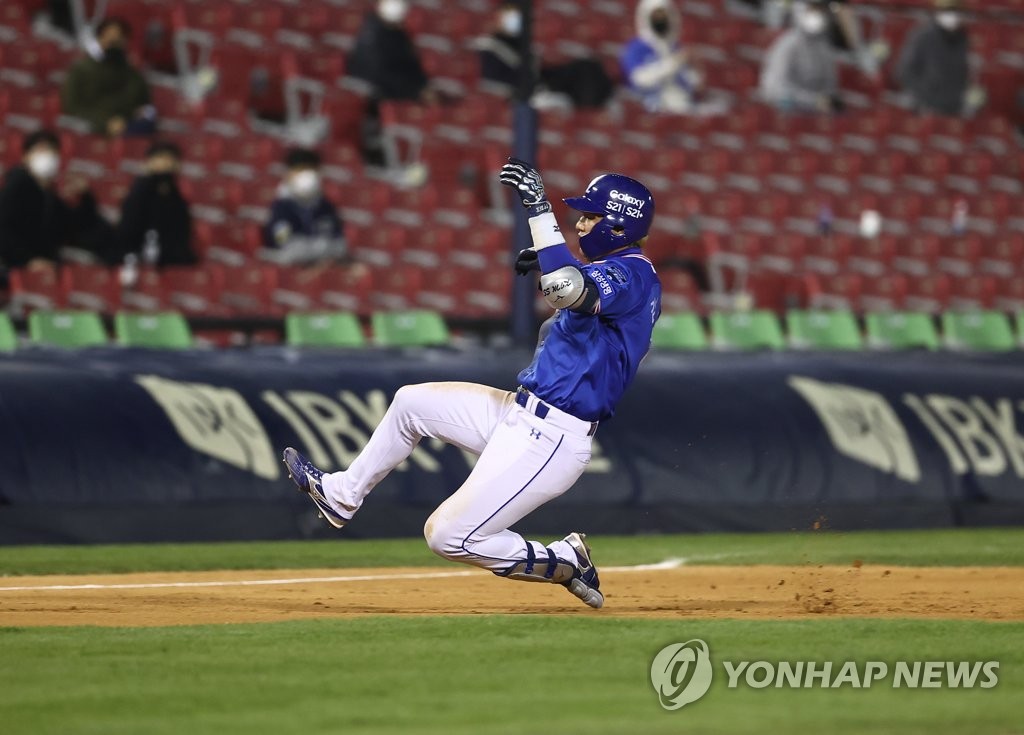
[530,429,542,439]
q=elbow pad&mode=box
[539,266,586,310]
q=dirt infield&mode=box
[1,564,1021,627]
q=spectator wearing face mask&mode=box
[347,0,437,104]
[262,149,347,265]
[60,17,155,137]
[621,0,704,113]
[117,141,197,268]
[0,130,110,272]
[896,0,976,117]
[476,1,614,109]
[760,0,840,113]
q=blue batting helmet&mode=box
[563,173,655,260]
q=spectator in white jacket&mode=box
[620,0,703,113]
[760,0,841,113]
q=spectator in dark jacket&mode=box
[262,149,347,265]
[0,130,109,272]
[61,17,155,137]
[117,141,197,268]
[477,2,613,109]
[348,0,436,104]
[896,0,974,117]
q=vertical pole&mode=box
[509,0,538,346]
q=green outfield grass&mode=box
[1,529,1021,735]
[1,617,1020,735]
[1,527,1023,576]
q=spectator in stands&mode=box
[620,0,704,113]
[760,0,841,114]
[60,17,156,137]
[262,149,348,265]
[896,0,976,117]
[0,130,109,272]
[348,0,437,104]
[476,2,613,109]
[117,141,197,268]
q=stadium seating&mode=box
[864,311,940,350]
[787,310,864,350]
[0,313,16,351]
[941,311,1017,351]
[2,0,1023,349]
[28,310,107,348]
[285,312,365,348]
[372,310,449,347]
[709,310,785,350]
[651,312,708,350]
[115,311,194,349]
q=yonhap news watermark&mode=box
[651,639,1000,710]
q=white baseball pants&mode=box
[319,382,594,573]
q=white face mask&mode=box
[799,9,827,35]
[500,9,522,36]
[378,0,409,24]
[936,11,961,31]
[290,170,321,200]
[27,150,60,181]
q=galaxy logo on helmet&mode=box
[564,173,655,260]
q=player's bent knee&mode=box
[423,516,465,560]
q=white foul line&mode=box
[0,558,686,593]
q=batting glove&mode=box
[514,247,540,275]
[499,157,552,216]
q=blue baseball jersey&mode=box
[518,247,662,422]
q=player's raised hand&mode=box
[514,247,540,275]
[499,157,551,215]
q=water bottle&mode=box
[120,253,139,288]
[143,229,161,266]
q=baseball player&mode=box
[283,158,661,609]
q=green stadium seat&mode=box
[0,313,16,352]
[651,312,708,350]
[285,312,365,348]
[864,312,939,350]
[709,310,784,350]
[115,312,193,349]
[787,310,863,350]
[942,311,1015,351]
[28,310,107,348]
[372,310,450,347]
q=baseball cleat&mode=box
[283,447,353,529]
[562,531,604,609]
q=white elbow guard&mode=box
[539,266,585,310]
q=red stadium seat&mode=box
[120,267,164,312]
[61,265,120,313]
[893,235,941,277]
[659,269,703,313]
[464,268,512,318]
[370,265,424,311]
[848,235,897,277]
[980,234,1024,278]
[220,265,279,316]
[904,273,952,314]
[802,234,852,275]
[162,265,229,316]
[811,272,864,310]
[321,265,373,315]
[417,266,471,315]
[8,267,63,314]
[937,235,983,277]
[948,274,997,311]
[860,273,908,312]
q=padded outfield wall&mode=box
[1,347,1023,544]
